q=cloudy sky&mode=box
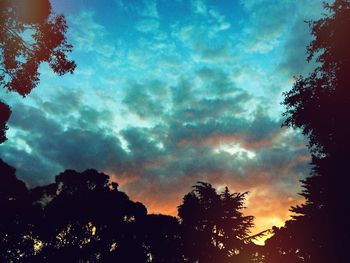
[0,0,328,240]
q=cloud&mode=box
[116,0,159,18]
[169,1,233,63]
[117,69,310,234]
[239,0,297,53]
[0,89,128,185]
[135,19,160,33]
[123,79,169,119]
[69,11,106,53]
[277,2,326,76]
[192,0,208,16]
[140,0,159,18]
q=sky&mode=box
[0,0,329,242]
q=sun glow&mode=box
[214,143,256,159]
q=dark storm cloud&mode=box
[0,92,129,185]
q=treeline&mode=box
[1,158,265,262]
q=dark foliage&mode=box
[266,1,350,262]
[0,0,76,145]
[178,182,259,262]
[30,169,149,262]
[0,159,37,261]
[0,162,261,262]
[0,0,76,96]
[264,176,336,263]
[0,101,11,143]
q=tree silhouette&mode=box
[283,0,350,159]
[30,169,149,262]
[0,0,76,145]
[266,1,350,262]
[178,182,257,263]
[0,0,76,96]
[0,158,39,262]
[264,176,335,263]
[1,163,267,262]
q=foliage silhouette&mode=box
[264,176,335,263]
[141,214,184,262]
[0,165,267,262]
[178,182,260,263]
[30,169,149,262]
[266,1,350,262]
[0,0,76,145]
[0,0,76,96]
[0,158,38,262]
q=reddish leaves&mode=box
[0,0,76,97]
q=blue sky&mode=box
[0,0,328,238]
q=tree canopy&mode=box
[0,0,76,146]
[0,0,76,96]
[178,182,259,262]
[266,1,350,262]
[0,164,262,262]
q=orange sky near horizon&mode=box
[114,173,306,245]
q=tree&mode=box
[178,182,257,263]
[0,0,76,144]
[0,158,38,262]
[30,169,148,262]
[283,0,350,159]
[0,0,76,96]
[264,176,336,263]
[268,1,350,262]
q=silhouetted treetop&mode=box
[264,176,336,263]
[178,182,256,262]
[27,169,150,262]
[0,0,76,96]
[283,0,350,158]
[0,163,268,262]
[307,0,350,66]
[0,158,27,201]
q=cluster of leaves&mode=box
[0,159,261,263]
[0,0,76,96]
